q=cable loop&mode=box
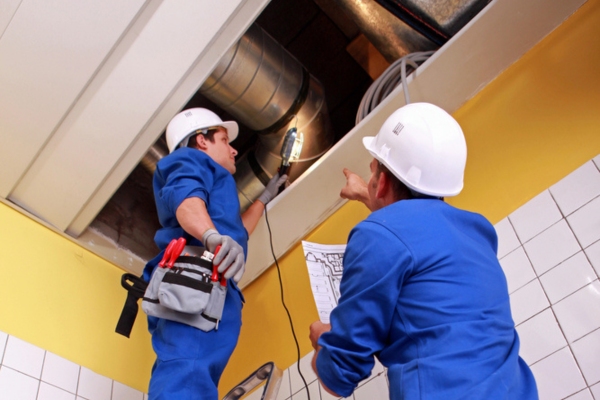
[356,51,435,124]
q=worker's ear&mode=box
[195,134,209,151]
[375,171,390,199]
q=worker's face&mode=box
[367,158,383,211]
[201,127,238,174]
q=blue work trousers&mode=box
[147,287,243,400]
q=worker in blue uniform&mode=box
[143,107,286,400]
[309,103,538,399]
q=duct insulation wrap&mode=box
[199,24,334,212]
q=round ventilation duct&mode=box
[199,24,334,211]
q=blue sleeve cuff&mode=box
[316,347,357,398]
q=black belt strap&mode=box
[115,273,149,338]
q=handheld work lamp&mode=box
[278,125,304,193]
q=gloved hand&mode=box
[257,173,288,205]
[202,229,245,283]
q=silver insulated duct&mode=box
[199,24,334,211]
[331,0,437,62]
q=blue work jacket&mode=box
[316,199,538,399]
[143,147,248,280]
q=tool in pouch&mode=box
[115,237,228,337]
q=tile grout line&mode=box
[36,349,47,400]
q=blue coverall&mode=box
[142,147,247,400]
[316,199,538,399]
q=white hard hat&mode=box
[362,103,467,197]
[166,108,239,153]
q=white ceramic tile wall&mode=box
[570,328,600,386]
[586,240,600,276]
[515,309,566,365]
[552,281,600,343]
[539,252,596,304]
[42,352,80,395]
[276,368,291,400]
[591,382,600,399]
[497,154,600,400]
[509,190,563,243]
[275,350,391,400]
[1,156,599,400]
[77,367,112,400]
[353,374,389,400]
[3,335,45,379]
[291,380,321,400]
[112,381,144,400]
[529,347,587,400]
[0,330,145,399]
[566,389,594,400]
[0,364,40,399]
[289,351,318,396]
[38,382,77,400]
[499,246,537,294]
[523,220,581,275]
[549,161,600,217]
[567,196,600,248]
[509,279,549,326]
[495,217,521,258]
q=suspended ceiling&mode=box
[0,0,586,287]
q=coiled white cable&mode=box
[356,50,435,124]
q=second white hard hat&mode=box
[362,102,467,197]
[166,108,239,153]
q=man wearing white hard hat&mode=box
[142,108,286,399]
[309,103,538,399]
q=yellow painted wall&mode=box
[222,0,600,395]
[452,0,600,223]
[0,202,154,392]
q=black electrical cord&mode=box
[263,203,311,400]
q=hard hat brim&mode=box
[220,121,239,142]
[362,136,377,158]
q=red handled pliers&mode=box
[210,245,227,286]
[158,237,187,268]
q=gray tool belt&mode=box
[142,254,227,332]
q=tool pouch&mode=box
[204,281,227,321]
[142,255,226,332]
[157,256,213,313]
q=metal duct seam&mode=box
[254,68,310,136]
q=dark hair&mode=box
[376,162,415,201]
[376,162,443,201]
[187,127,219,148]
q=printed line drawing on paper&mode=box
[302,241,346,323]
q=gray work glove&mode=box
[202,229,245,283]
[257,173,288,205]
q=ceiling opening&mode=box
[87,0,490,265]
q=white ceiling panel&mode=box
[0,0,20,37]
[9,0,248,231]
[0,0,147,197]
[67,0,271,237]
